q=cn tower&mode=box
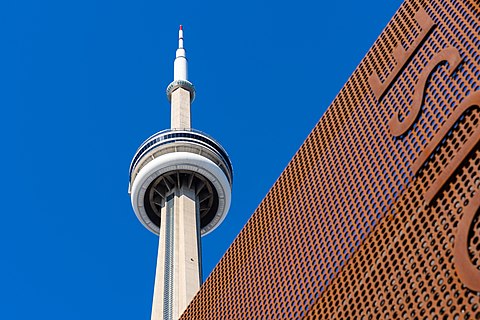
[128,26,233,320]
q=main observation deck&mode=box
[129,128,233,236]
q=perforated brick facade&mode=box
[180,0,480,318]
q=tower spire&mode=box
[167,25,196,129]
[174,25,187,81]
[178,25,184,48]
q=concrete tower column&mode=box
[170,88,191,129]
[151,185,201,320]
[129,25,233,320]
[174,186,202,316]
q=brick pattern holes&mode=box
[180,0,480,319]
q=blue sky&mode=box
[1,0,402,318]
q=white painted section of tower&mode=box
[174,26,187,81]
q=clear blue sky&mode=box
[1,0,402,318]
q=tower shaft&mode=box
[151,185,202,320]
[170,87,191,129]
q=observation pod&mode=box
[128,26,233,320]
[128,129,233,236]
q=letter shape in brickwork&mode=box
[454,192,480,292]
[369,8,435,101]
[389,47,462,137]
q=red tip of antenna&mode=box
[179,25,183,30]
